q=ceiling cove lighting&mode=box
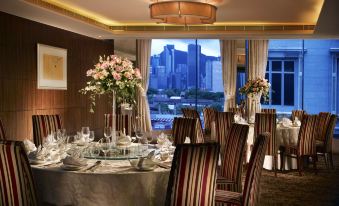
[149,1,217,25]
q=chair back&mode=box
[203,107,217,134]
[316,112,331,141]
[166,143,219,206]
[172,117,204,145]
[297,115,318,156]
[215,112,234,148]
[242,133,270,206]
[261,108,276,114]
[220,123,249,192]
[228,107,244,116]
[0,119,6,140]
[182,107,203,131]
[254,113,277,155]
[0,140,38,206]
[32,115,62,146]
[104,114,134,136]
[323,115,337,153]
[291,110,305,121]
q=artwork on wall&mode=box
[37,44,67,90]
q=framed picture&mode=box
[37,44,67,90]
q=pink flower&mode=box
[112,72,121,80]
[135,68,142,79]
[124,72,132,79]
[86,69,94,76]
[115,66,123,72]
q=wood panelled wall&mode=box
[0,12,114,141]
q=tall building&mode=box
[187,44,201,88]
[205,60,212,91]
[211,61,223,92]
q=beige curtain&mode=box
[136,39,152,132]
[247,40,269,122]
[220,40,237,111]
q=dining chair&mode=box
[316,114,337,170]
[203,107,217,135]
[215,133,270,206]
[291,110,305,121]
[254,113,278,176]
[172,117,204,145]
[316,112,331,142]
[283,114,318,176]
[32,114,63,146]
[261,108,276,114]
[0,118,6,140]
[0,140,38,206]
[165,143,219,206]
[104,114,134,136]
[215,112,234,152]
[181,108,204,141]
[217,123,249,193]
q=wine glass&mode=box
[81,127,90,141]
[104,127,112,139]
[89,131,95,142]
[100,137,111,165]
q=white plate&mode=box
[29,159,46,165]
[60,164,85,171]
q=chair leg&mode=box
[329,152,334,169]
[313,155,318,175]
[274,154,277,177]
[298,155,303,176]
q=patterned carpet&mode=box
[258,154,339,206]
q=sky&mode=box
[151,39,221,57]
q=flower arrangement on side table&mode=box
[80,55,143,112]
[239,78,271,102]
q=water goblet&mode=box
[89,131,95,142]
[81,127,90,141]
[104,127,112,139]
[100,137,111,165]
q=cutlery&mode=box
[85,161,101,172]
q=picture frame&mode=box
[37,43,67,90]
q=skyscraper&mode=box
[187,44,201,89]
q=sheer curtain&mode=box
[220,40,237,111]
[247,40,269,120]
[136,39,152,132]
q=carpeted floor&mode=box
[258,154,339,206]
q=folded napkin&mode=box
[62,156,87,167]
[157,133,167,145]
[234,114,241,123]
[281,118,292,127]
[184,137,191,144]
[28,145,47,160]
[45,134,55,144]
[293,119,301,126]
[23,139,36,154]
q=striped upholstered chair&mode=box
[316,114,337,169]
[104,114,134,136]
[32,114,63,146]
[0,140,38,205]
[215,133,270,206]
[254,113,278,176]
[261,108,276,114]
[172,117,204,145]
[291,110,305,121]
[283,114,318,176]
[203,107,217,135]
[217,123,249,193]
[0,118,6,140]
[316,112,331,142]
[215,112,234,153]
[166,143,219,206]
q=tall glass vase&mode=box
[111,90,117,146]
[246,92,262,123]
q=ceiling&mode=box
[0,0,339,39]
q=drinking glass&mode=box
[89,131,95,142]
[100,137,111,165]
[104,127,112,139]
[81,127,90,141]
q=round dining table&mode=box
[246,124,300,170]
[31,159,170,206]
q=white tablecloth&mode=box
[31,159,170,206]
[246,124,300,170]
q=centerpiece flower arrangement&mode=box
[80,55,142,112]
[239,78,271,101]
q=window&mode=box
[148,39,222,129]
[265,59,296,107]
